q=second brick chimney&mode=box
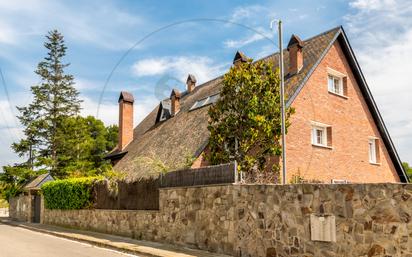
[170,89,181,116]
[186,74,197,93]
[118,91,134,151]
[287,34,304,75]
[233,51,248,67]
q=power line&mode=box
[0,68,21,129]
[0,67,21,142]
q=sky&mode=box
[0,0,412,168]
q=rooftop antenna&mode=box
[271,19,287,185]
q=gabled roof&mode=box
[113,26,407,182]
[24,173,54,190]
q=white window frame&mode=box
[189,94,220,111]
[368,137,379,164]
[311,121,331,148]
[312,126,327,146]
[327,68,347,97]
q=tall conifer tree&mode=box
[13,30,82,176]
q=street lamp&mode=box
[270,19,287,185]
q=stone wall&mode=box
[9,195,31,222]
[43,183,412,257]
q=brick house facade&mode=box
[107,26,408,183]
[286,41,400,183]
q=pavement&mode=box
[0,218,231,257]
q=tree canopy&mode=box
[207,59,294,183]
[55,116,118,178]
[403,162,412,181]
[2,30,118,187]
[12,30,82,174]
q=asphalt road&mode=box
[0,224,139,257]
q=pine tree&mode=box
[12,30,82,177]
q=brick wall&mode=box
[43,183,412,257]
[285,41,400,183]
[119,100,134,151]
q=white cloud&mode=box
[132,56,228,84]
[0,128,22,169]
[223,5,276,49]
[81,95,158,127]
[345,0,412,163]
[230,5,268,22]
[349,0,396,11]
[224,32,266,48]
[0,99,24,169]
[0,0,142,50]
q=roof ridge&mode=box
[255,25,342,63]
[157,26,343,103]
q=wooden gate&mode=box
[33,195,41,223]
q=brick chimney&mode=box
[186,74,197,93]
[118,91,134,151]
[233,51,248,67]
[287,34,304,75]
[170,89,181,116]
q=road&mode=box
[0,223,139,257]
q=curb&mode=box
[0,219,156,257]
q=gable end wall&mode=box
[285,41,400,183]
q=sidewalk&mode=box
[0,218,231,257]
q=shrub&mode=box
[41,177,102,210]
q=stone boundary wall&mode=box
[43,183,412,257]
[9,195,31,222]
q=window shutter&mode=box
[375,139,380,163]
[327,127,332,147]
[342,77,348,96]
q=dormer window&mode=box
[159,108,169,121]
[155,100,171,123]
[327,68,348,98]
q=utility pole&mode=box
[271,19,287,185]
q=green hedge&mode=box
[41,177,102,210]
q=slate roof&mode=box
[24,173,54,190]
[113,26,408,182]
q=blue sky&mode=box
[1,0,412,168]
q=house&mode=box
[106,26,408,183]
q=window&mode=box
[328,75,342,95]
[190,94,220,111]
[311,122,332,148]
[313,126,326,146]
[369,138,380,164]
[327,68,348,97]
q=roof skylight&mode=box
[189,94,220,111]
